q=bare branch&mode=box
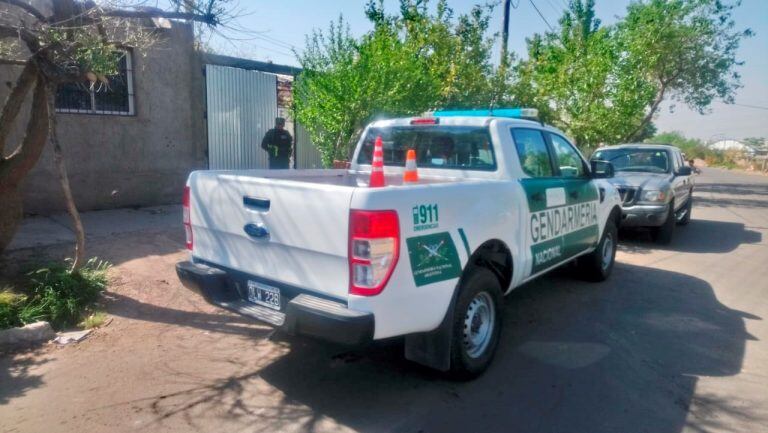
[96,8,218,25]
[0,60,36,157]
[0,24,39,51]
[0,0,48,22]
[0,58,26,65]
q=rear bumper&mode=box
[620,204,669,227]
[175,260,374,346]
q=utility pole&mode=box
[501,0,511,63]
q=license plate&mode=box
[247,280,281,311]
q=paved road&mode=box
[1,168,767,433]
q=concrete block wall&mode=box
[0,20,206,215]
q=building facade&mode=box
[0,17,320,215]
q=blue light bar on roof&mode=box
[432,108,539,119]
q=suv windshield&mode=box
[591,148,670,174]
[357,126,496,171]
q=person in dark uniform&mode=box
[261,117,293,169]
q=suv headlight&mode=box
[639,189,668,203]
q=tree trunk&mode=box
[46,85,85,272]
[624,83,667,143]
[0,71,49,256]
[0,187,22,253]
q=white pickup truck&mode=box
[176,109,622,378]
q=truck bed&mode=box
[216,169,463,187]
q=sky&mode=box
[205,0,768,142]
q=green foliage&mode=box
[294,0,501,166]
[39,28,121,78]
[0,289,26,329]
[742,137,766,148]
[647,131,708,159]
[648,130,744,169]
[513,0,750,149]
[11,258,111,330]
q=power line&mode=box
[731,102,768,111]
[529,0,554,31]
[543,0,564,17]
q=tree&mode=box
[646,130,708,158]
[294,0,500,166]
[0,0,229,263]
[618,0,752,141]
[512,0,750,149]
[742,137,765,149]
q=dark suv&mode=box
[590,144,694,244]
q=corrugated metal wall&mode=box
[295,123,325,169]
[206,65,277,169]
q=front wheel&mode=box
[676,195,693,226]
[651,201,676,244]
[578,218,617,282]
[448,268,503,380]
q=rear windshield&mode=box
[591,148,670,174]
[357,126,496,171]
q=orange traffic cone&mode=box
[403,149,418,183]
[369,135,385,188]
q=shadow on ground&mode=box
[139,264,757,433]
[0,349,50,405]
[619,218,762,255]
[102,291,273,339]
[0,229,185,279]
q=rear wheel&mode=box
[651,201,675,244]
[676,195,693,226]
[578,218,617,282]
[448,268,503,380]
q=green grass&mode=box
[79,311,108,329]
[0,289,27,329]
[0,258,111,330]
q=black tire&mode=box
[676,194,693,226]
[448,268,503,380]
[578,218,617,282]
[651,201,675,244]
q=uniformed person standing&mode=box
[261,117,293,169]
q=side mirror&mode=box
[590,160,614,179]
[676,166,692,176]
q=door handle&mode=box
[243,196,271,212]
[530,192,544,202]
[569,191,579,199]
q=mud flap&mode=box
[404,288,458,371]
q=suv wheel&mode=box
[676,195,693,226]
[651,201,675,244]
[448,268,503,380]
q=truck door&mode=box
[670,149,691,210]
[510,128,565,276]
[546,133,600,259]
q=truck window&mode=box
[591,148,670,174]
[357,126,496,171]
[511,128,553,178]
[549,134,587,178]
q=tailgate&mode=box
[188,171,354,300]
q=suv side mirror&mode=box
[676,166,692,176]
[590,160,614,179]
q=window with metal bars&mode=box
[55,50,135,116]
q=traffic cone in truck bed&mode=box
[369,135,385,187]
[404,149,419,183]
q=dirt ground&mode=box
[1,167,767,433]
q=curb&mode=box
[0,321,55,348]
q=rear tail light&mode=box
[349,210,399,296]
[182,186,193,250]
